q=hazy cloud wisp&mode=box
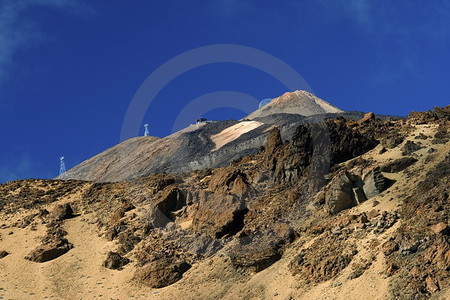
[0,0,91,87]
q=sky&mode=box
[0,0,449,182]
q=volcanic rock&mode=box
[103,251,130,270]
[133,258,191,288]
[0,250,9,258]
[25,239,73,263]
[401,141,423,156]
[357,112,375,124]
[381,157,418,173]
[51,203,74,220]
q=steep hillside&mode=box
[1,105,449,299]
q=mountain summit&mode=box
[246,90,343,120]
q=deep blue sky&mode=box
[1,0,449,182]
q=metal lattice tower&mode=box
[59,156,66,178]
[144,124,150,136]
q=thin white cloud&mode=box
[0,151,53,182]
[318,0,450,41]
[0,0,92,87]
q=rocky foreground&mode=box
[0,106,450,299]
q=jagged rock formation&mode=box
[0,105,449,300]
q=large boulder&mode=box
[357,112,375,124]
[133,258,191,288]
[25,239,73,263]
[229,241,281,273]
[51,203,73,220]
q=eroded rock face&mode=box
[133,258,191,288]
[189,167,252,238]
[151,188,186,228]
[208,167,253,198]
[265,127,283,155]
[192,194,248,238]
[362,167,387,199]
[326,172,356,215]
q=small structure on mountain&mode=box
[196,118,207,124]
[144,124,150,136]
[59,156,66,178]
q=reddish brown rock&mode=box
[133,258,191,288]
[357,112,375,124]
[430,222,450,235]
[25,239,73,263]
[265,127,283,155]
[382,240,399,256]
[425,276,440,294]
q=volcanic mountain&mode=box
[1,105,450,300]
[63,91,349,182]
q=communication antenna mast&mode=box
[144,124,150,136]
[59,156,66,178]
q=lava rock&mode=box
[381,157,418,173]
[133,258,191,288]
[0,250,9,258]
[25,239,73,263]
[401,141,423,156]
[103,251,130,270]
[51,203,74,220]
